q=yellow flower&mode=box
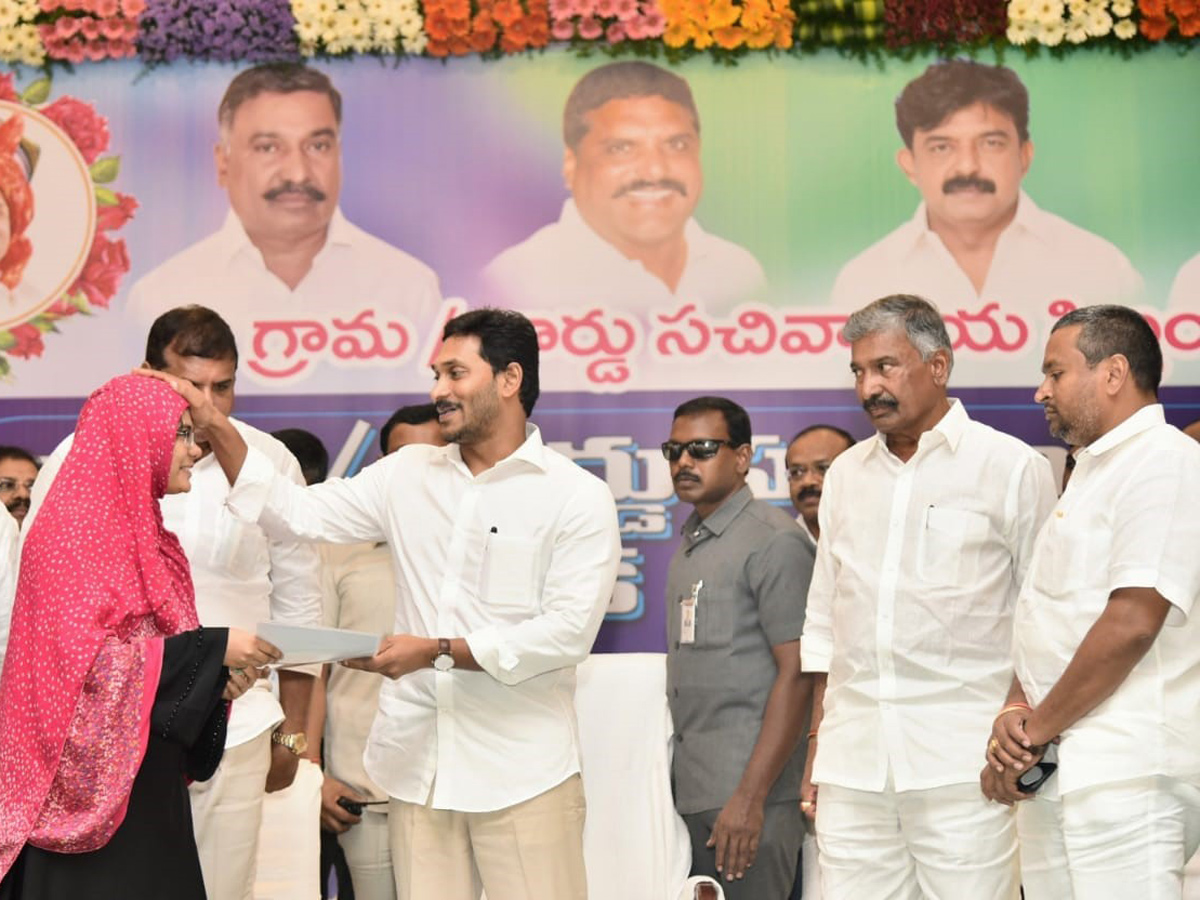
[712,23,744,46]
[706,0,741,29]
[663,20,693,45]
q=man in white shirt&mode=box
[27,306,324,900]
[126,63,442,395]
[0,506,17,670]
[480,61,765,317]
[784,425,855,547]
[985,304,1200,898]
[800,294,1056,899]
[149,308,622,900]
[831,61,1142,344]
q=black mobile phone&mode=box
[1017,744,1058,794]
[336,796,364,816]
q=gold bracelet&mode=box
[994,703,1031,722]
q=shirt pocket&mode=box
[1028,516,1092,598]
[918,506,990,587]
[691,587,733,649]
[209,511,266,580]
[483,534,542,615]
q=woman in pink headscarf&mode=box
[0,374,280,898]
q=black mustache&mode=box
[6,498,28,512]
[435,402,459,414]
[613,179,688,200]
[264,181,327,202]
[863,395,898,413]
[796,487,821,501]
[673,473,700,485]
[943,175,996,195]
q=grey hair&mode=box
[843,294,954,373]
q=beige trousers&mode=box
[388,774,587,900]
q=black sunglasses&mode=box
[661,439,738,462]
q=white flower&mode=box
[401,30,428,53]
[1039,19,1067,42]
[296,19,322,41]
[1006,18,1034,42]
[1065,0,1087,16]
[1111,0,1133,13]
[1113,16,1136,36]
[1064,21,1088,40]
[1008,0,1034,18]
[1033,0,1065,24]
[1085,7,1112,33]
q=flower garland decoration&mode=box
[423,0,550,56]
[795,0,884,49]
[0,74,137,376]
[1005,0,1137,45]
[138,0,299,63]
[37,0,142,62]
[885,0,1007,48]
[292,0,428,55]
[548,0,666,45]
[0,0,45,66]
[1138,0,1200,37]
[659,0,795,52]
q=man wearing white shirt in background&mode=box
[831,61,1142,332]
[26,306,323,900]
[480,61,765,317]
[784,425,855,548]
[985,305,1200,898]
[150,308,622,900]
[126,62,442,393]
[800,294,1057,898]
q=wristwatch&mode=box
[432,637,455,672]
[271,729,309,756]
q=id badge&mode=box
[679,579,703,645]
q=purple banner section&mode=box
[7,385,1200,652]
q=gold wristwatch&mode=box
[271,729,309,756]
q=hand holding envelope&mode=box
[256,622,384,667]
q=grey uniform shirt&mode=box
[666,485,815,815]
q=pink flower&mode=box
[55,17,83,38]
[624,15,645,36]
[640,6,665,32]
[595,0,618,16]
[549,0,575,18]
[100,18,127,39]
[568,0,593,15]
[613,0,639,19]
[551,17,577,36]
[121,0,146,14]
[40,96,111,164]
[8,323,45,360]
[108,37,136,58]
[69,233,130,309]
[82,41,110,61]
[605,20,626,39]
[577,13,603,35]
[94,0,119,15]
[0,75,15,103]
[80,16,101,39]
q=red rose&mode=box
[0,75,16,103]
[96,192,138,232]
[40,96,111,164]
[69,232,129,309]
[8,323,45,360]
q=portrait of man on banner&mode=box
[125,63,443,393]
[479,60,766,318]
[831,60,1143,330]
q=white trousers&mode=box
[1020,776,1200,900]
[817,780,1018,900]
[190,729,273,900]
[254,758,323,900]
[339,808,396,900]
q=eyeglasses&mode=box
[0,478,34,494]
[660,439,737,462]
[176,425,196,447]
[786,462,833,482]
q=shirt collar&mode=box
[899,190,1043,258]
[864,397,969,459]
[1080,403,1165,460]
[432,423,550,477]
[685,483,752,540]
[215,207,352,266]
[559,198,706,267]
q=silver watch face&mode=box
[434,652,454,672]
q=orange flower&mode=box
[712,23,745,46]
[1179,11,1200,33]
[706,0,741,28]
[444,0,471,18]
[426,9,452,39]
[663,20,693,44]
[493,0,524,25]
[1138,13,1171,36]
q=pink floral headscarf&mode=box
[0,374,199,876]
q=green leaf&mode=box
[95,186,119,206]
[0,332,14,352]
[21,77,51,106]
[68,292,92,314]
[0,356,10,377]
[89,156,121,184]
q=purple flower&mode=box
[137,0,300,63]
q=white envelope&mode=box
[256,622,383,666]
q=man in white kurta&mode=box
[125,63,442,396]
[994,304,1200,898]
[801,295,1056,899]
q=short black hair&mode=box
[442,308,540,417]
[563,61,699,150]
[0,445,38,468]
[271,428,329,485]
[145,306,238,370]
[788,424,856,449]
[672,396,751,448]
[1052,304,1162,395]
[895,59,1029,150]
[379,403,439,455]
[219,63,342,134]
